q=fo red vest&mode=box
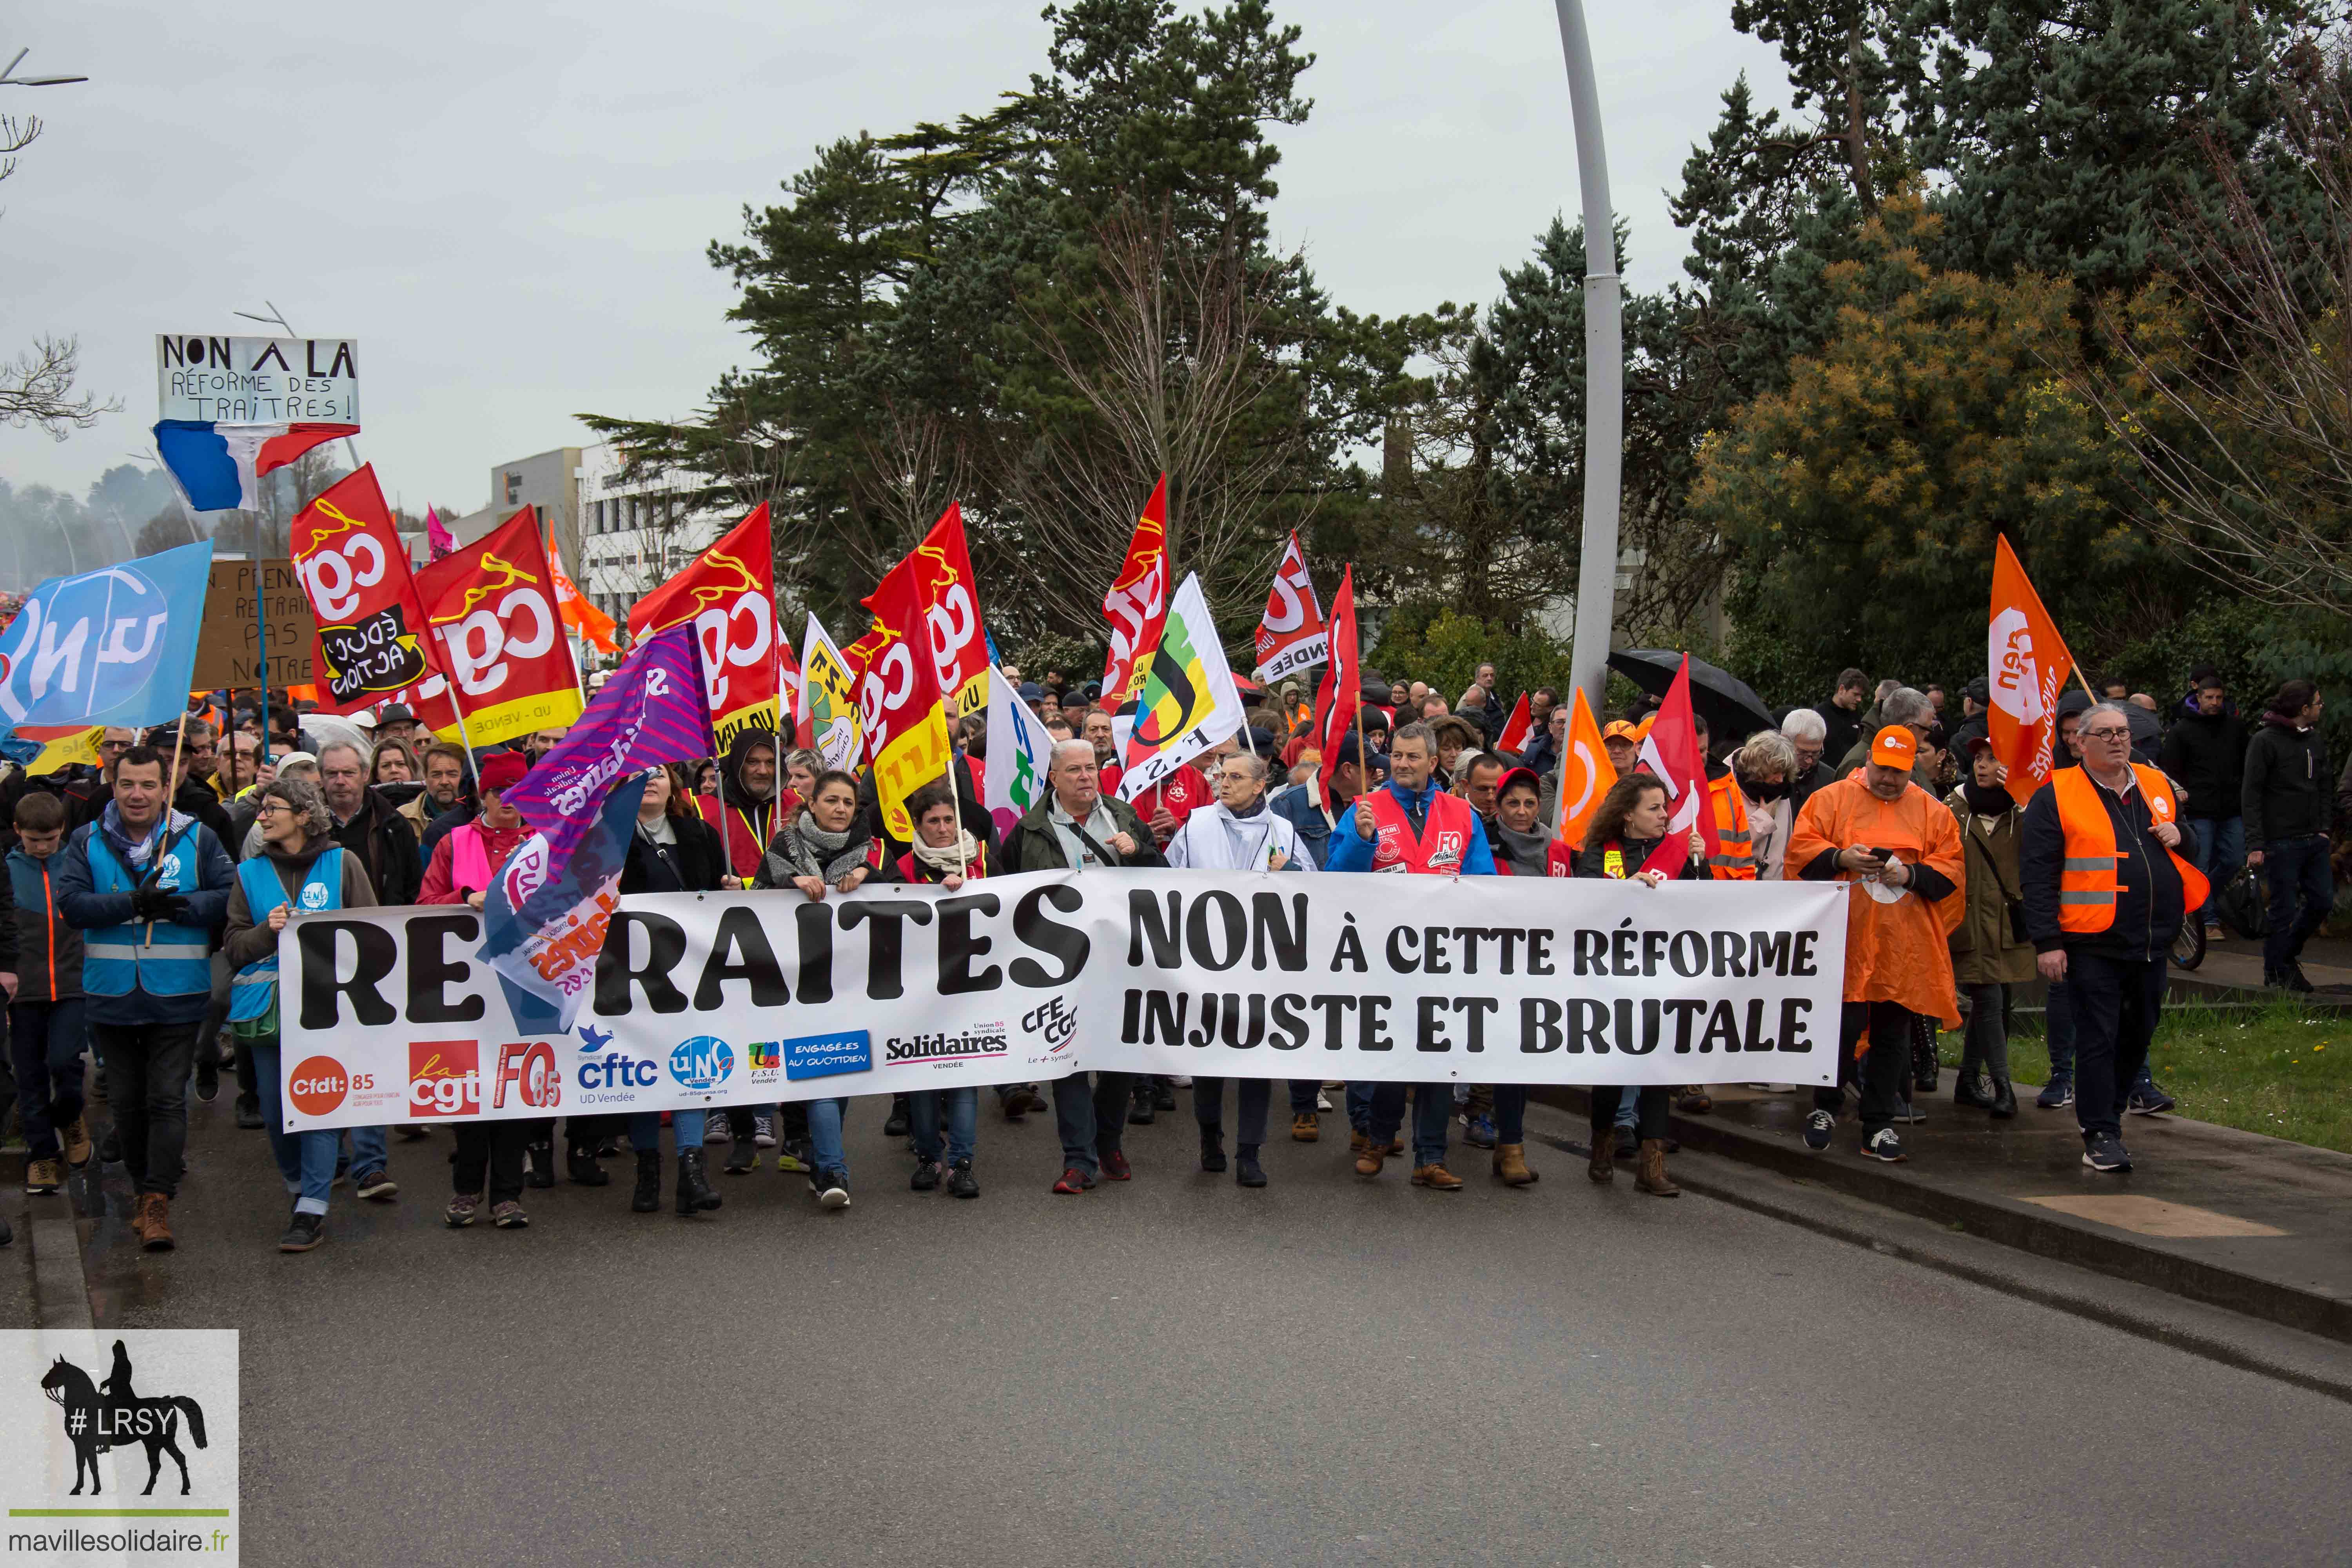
[1365,788,1476,874]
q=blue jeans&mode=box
[628,1109,706,1150]
[1345,1082,1375,1134]
[909,1088,976,1165]
[1493,1084,1526,1144]
[2187,817,2243,922]
[1053,1072,1131,1174]
[806,1097,851,1176]
[1192,1078,1270,1146]
[253,1037,339,1217]
[9,998,87,1161]
[344,1124,388,1181]
[1367,1082,1451,1166]
[2262,834,2336,975]
[1287,1079,1321,1114]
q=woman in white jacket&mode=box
[1166,750,1313,1187]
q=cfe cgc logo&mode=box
[668,1036,735,1093]
[6,1328,242,1561]
[408,1040,481,1118]
[1022,995,1078,1058]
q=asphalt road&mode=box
[49,1089,2352,1567]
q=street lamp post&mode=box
[1549,0,1623,714]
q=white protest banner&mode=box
[277,872,1846,1130]
[156,334,359,424]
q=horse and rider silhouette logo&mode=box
[38,1339,209,1495]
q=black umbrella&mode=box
[1604,650,1777,741]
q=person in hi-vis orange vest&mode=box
[1786,726,1965,1164]
[2019,702,2208,1174]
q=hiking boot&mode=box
[354,1169,398,1203]
[675,1149,722,1215]
[444,1192,481,1228]
[278,1212,325,1252]
[1235,1147,1266,1188]
[1989,1076,2019,1120]
[1354,1140,1387,1178]
[64,1115,91,1168]
[1953,1069,1996,1110]
[1291,1112,1319,1142]
[631,1150,661,1213]
[25,1158,62,1195]
[2036,1076,2075,1110]
[1676,1090,1712,1115]
[2082,1132,2132,1173]
[1635,1139,1681,1197]
[1002,1085,1046,1120]
[911,1158,944,1192]
[565,1143,609,1187]
[137,1193,174,1252]
[1587,1135,1615,1184]
[1492,1143,1537,1187]
[1200,1128,1227,1174]
[1861,1128,1907,1163]
[491,1200,530,1229]
[1802,1109,1835,1151]
[947,1160,980,1199]
[1410,1162,1464,1191]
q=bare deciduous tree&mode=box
[0,334,117,440]
[1010,201,1308,635]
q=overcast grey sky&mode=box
[2,1,1779,515]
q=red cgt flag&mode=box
[911,503,989,720]
[1631,656,1715,879]
[413,507,584,747]
[1313,565,1361,794]
[1101,475,1170,705]
[288,464,437,715]
[1987,535,2077,806]
[628,503,780,752]
[859,554,954,841]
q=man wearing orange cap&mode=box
[1600,720,1641,777]
[1786,725,1965,1161]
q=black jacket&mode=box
[619,811,728,895]
[1815,700,1864,773]
[1002,793,1166,873]
[2157,709,2249,822]
[2242,716,2331,849]
[332,786,426,907]
[2021,772,2186,960]
[172,778,234,855]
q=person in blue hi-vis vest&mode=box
[221,776,380,1254]
[55,742,235,1254]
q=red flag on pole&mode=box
[1494,691,1533,755]
[1313,566,1360,793]
[627,503,779,752]
[859,555,954,841]
[1987,535,2078,806]
[288,464,437,715]
[1631,656,1715,879]
[412,507,584,747]
[1101,475,1170,705]
[911,502,990,719]
[1253,531,1328,683]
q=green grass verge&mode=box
[1942,999,2352,1156]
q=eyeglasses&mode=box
[2080,726,2132,742]
[258,802,295,817]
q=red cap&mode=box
[1869,726,1917,769]
[478,752,528,795]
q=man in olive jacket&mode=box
[1001,740,1166,1195]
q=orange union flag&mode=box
[1551,687,1616,853]
[1987,535,2076,806]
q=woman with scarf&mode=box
[1485,766,1573,877]
[1575,773,1706,1197]
[1730,731,1798,880]
[756,769,880,1210]
[1945,740,2034,1118]
[220,776,379,1252]
[1165,751,1312,1187]
[877,780,987,1199]
[606,762,731,1214]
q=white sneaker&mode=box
[753,1114,777,1148]
[1316,1089,1334,1112]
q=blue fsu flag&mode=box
[0,541,215,765]
[479,623,717,1031]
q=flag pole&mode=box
[147,705,192,943]
[254,563,274,767]
[945,725,969,879]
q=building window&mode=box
[504,472,522,505]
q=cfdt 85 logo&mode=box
[668,1036,735,1092]
[408,1040,481,1117]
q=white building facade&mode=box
[574,443,734,625]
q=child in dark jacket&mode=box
[8,789,91,1196]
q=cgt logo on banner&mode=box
[4,1329,241,1561]
[277,876,1848,1129]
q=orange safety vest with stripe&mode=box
[2052,764,2210,932]
[1706,772,1755,880]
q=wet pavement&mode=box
[15,1089,2352,1566]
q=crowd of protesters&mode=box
[0,653,2334,1254]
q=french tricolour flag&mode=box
[152,419,358,512]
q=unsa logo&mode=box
[299,881,332,910]
[157,854,184,886]
[669,1036,735,1091]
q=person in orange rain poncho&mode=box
[1786,725,1965,1163]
